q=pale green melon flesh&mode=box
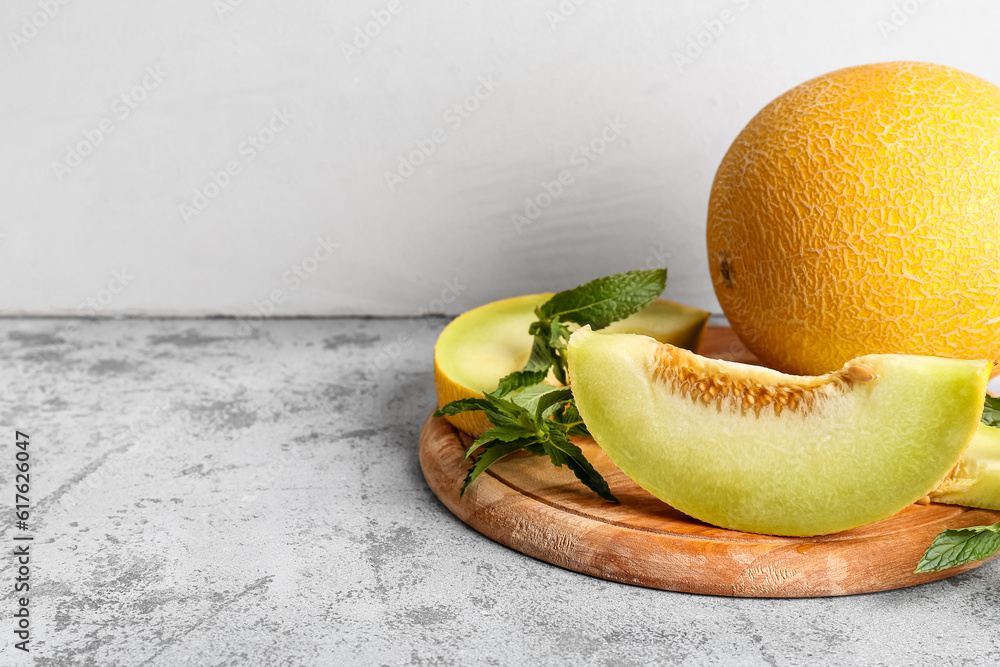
[435,294,709,394]
[566,328,991,536]
[931,424,1000,510]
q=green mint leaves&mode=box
[435,267,668,501]
[915,521,1000,573]
[538,268,668,329]
[915,394,1000,574]
[525,268,667,384]
[433,383,616,502]
[982,394,1000,428]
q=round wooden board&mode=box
[419,326,1000,597]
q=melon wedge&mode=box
[566,327,992,536]
[434,294,709,436]
[930,424,1000,510]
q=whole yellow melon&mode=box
[707,62,1000,375]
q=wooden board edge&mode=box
[419,412,997,598]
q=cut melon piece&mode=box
[434,294,709,435]
[931,424,1000,510]
[566,327,992,536]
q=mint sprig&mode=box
[436,267,668,501]
[915,521,1000,573]
[525,268,667,384]
[539,268,668,329]
[982,394,1000,428]
[434,383,616,502]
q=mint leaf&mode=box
[438,267,670,502]
[539,426,617,502]
[507,383,566,415]
[983,395,1000,428]
[538,268,667,330]
[469,424,534,457]
[524,322,566,383]
[480,391,532,421]
[524,268,667,383]
[494,369,548,398]
[553,401,590,438]
[524,334,556,374]
[461,440,534,497]
[434,398,511,427]
[534,387,574,419]
[915,522,1000,573]
[548,318,571,350]
[434,398,492,416]
[438,381,615,502]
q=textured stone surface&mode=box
[1,317,999,666]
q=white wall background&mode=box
[2,0,999,317]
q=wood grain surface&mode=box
[419,326,1000,597]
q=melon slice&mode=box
[566,327,992,536]
[434,294,709,436]
[930,424,1000,510]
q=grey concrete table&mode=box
[2,318,998,667]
